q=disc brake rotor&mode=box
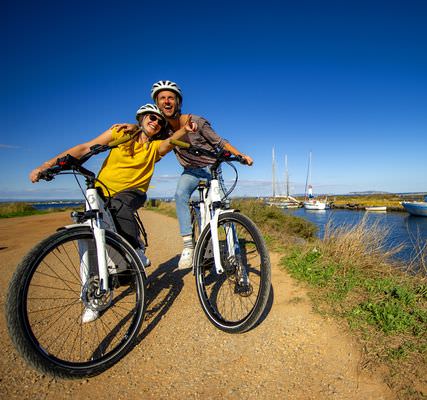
[81,276,113,312]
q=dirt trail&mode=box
[0,211,394,399]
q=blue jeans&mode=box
[175,167,211,237]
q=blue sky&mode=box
[2,0,426,200]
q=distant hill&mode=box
[349,191,390,195]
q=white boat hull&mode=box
[365,206,387,212]
[402,202,427,217]
[304,201,327,210]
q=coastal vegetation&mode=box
[0,202,80,218]
[300,192,426,211]
[147,198,426,398]
[0,202,44,218]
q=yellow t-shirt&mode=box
[96,128,162,196]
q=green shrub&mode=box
[0,202,42,218]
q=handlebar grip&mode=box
[108,128,142,148]
[170,139,190,148]
[38,165,61,181]
[108,134,133,148]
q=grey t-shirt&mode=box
[169,115,229,168]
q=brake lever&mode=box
[236,155,248,165]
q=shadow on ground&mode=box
[135,256,188,344]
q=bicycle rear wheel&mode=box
[194,212,271,333]
[6,226,146,379]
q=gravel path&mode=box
[0,210,394,399]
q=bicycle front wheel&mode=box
[6,226,146,379]
[190,205,201,247]
[194,212,271,333]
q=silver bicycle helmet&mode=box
[151,80,183,101]
[135,103,165,123]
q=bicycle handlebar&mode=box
[37,140,123,182]
[39,128,144,181]
[170,139,247,165]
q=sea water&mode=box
[31,200,85,210]
[282,208,427,268]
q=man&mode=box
[150,80,253,269]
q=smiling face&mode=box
[140,114,164,136]
[156,90,179,118]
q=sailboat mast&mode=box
[304,151,312,200]
[272,147,276,198]
[285,154,289,198]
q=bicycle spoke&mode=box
[7,228,145,377]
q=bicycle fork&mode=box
[210,209,224,274]
[204,179,249,287]
[208,179,224,274]
[79,189,111,294]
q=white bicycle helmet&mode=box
[135,103,165,123]
[151,80,183,101]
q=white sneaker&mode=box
[136,247,151,268]
[82,308,99,323]
[178,248,194,270]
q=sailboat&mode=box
[266,148,300,208]
[281,154,300,208]
[303,152,327,210]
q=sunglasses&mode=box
[147,114,165,127]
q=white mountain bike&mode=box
[171,140,271,333]
[6,141,148,379]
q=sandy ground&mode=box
[0,210,395,399]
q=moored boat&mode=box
[303,152,328,211]
[304,199,327,210]
[365,206,387,212]
[401,201,427,217]
[282,202,301,209]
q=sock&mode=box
[182,235,193,249]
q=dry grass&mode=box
[405,227,427,276]
[321,215,404,273]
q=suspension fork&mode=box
[92,220,109,292]
[223,215,249,285]
[209,179,225,274]
[84,188,109,292]
[210,208,224,274]
[78,217,109,293]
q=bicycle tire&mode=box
[6,226,146,379]
[194,212,271,333]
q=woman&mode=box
[30,103,197,258]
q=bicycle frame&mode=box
[194,167,237,275]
